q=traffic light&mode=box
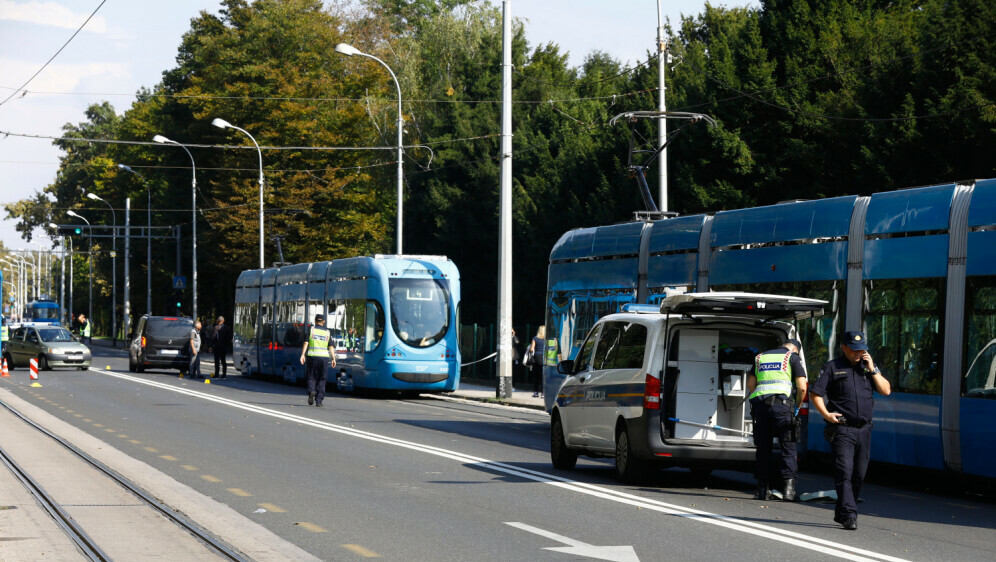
[56,226,84,236]
[173,290,183,314]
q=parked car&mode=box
[3,326,91,370]
[128,315,194,374]
[549,292,825,483]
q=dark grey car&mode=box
[128,315,194,373]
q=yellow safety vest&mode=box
[81,322,91,337]
[750,350,794,400]
[306,325,331,358]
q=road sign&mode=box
[110,251,117,258]
[173,276,187,290]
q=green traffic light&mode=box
[74,227,82,235]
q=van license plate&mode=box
[160,349,178,355]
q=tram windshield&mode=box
[389,278,450,348]
[29,305,59,320]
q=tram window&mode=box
[964,277,996,398]
[365,300,385,352]
[864,278,943,395]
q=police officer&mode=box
[299,314,335,407]
[1,315,8,357]
[748,338,807,501]
[78,313,91,345]
[810,330,891,530]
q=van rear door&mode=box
[660,292,826,320]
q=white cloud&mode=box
[0,58,129,93]
[0,0,109,33]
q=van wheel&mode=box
[615,426,649,484]
[551,415,578,470]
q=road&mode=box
[0,344,993,561]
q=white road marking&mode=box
[92,369,910,562]
[506,522,639,562]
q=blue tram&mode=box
[24,299,61,326]
[544,178,996,480]
[234,255,460,393]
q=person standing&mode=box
[210,316,231,379]
[188,320,203,379]
[747,338,807,502]
[527,326,546,398]
[300,313,335,407]
[810,330,891,530]
[78,313,91,345]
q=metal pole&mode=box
[124,198,131,338]
[59,236,64,323]
[656,0,668,212]
[153,137,198,319]
[496,0,513,399]
[148,183,152,316]
[89,195,117,344]
[68,238,73,323]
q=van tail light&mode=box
[643,373,661,410]
[798,382,810,417]
[141,336,147,348]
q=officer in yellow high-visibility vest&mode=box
[78,313,91,345]
[299,314,335,407]
[747,338,807,502]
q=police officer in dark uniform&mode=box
[747,338,807,501]
[810,330,891,530]
[299,314,336,407]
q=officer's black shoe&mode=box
[782,479,798,502]
[842,518,857,530]
[753,484,770,500]
[316,402,323,408]
[308,392,315,406]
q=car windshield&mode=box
[147,318,194,338]
[389,278,450,348]
[39,328,74,342]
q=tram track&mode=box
[0,399,247,561]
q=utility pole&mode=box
[496,0,514,399]
[656,0,668,212]
[124,198,131,338]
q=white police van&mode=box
[549,292,825,483]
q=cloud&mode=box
[0,0,109,33]
[0,58,129,93]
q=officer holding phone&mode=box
[810,330,891,530]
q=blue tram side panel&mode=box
[543,178,996,480]
[234,255,460,393]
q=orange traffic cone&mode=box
[1,357,8,377]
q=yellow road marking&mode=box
[180,465,198,471]
[65,409,74,413]
[295,522,327,533]
[83,418,91,422]
[160,455,178,461]
[74,414,83,418]
[129,439,142,444]
[946,502,979,510]
[257,503,285,513]
[342,544,380,557]
[227,488,252,497]
[92,423,103,427]
[144,447,158,453]
[201,475,222,483]
[117,434,128,438]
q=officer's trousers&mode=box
[213,349,227,377]
[306,357,328,404]
[750,397,798,483]
[830,424,871,521]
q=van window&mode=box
[574,327,599,373]
[593,322,648,370]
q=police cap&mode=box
[843,330,869,351]
[315,314,325,323]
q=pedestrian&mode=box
[77,313,91,345]
[300,313,335,407]
[210,316,231,378]
[188,320,203,379]
[527,326,546,398]
[747,338,807,501]
[810,330,891,531]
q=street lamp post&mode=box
[210,118,265,268]
[87,193,117,344]
[153,135,198,319]
[67,211,92,335]
[335,42,405,255]
[47,223,66,326]
[118,164,152,316]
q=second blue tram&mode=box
[233,255,461,393]
[543,178,996,480]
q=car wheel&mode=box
[550,414,578,470]
[79,366,88,371]
[615,425,649,484]
[135,357,145,373]
[38,355,50,371]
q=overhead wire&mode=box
[0,0,109,107]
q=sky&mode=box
[0,0,757,253]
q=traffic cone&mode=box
[1,358,9,377]
[29,358,41,387]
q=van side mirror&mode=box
[556,359,574,375]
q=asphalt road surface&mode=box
[1,344,993,561]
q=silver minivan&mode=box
[550,292,825,483]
